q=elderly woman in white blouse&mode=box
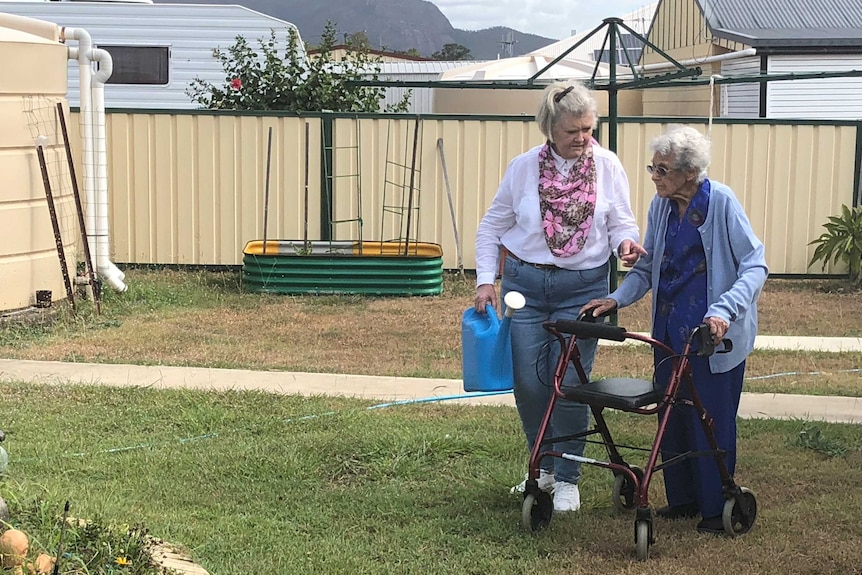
[473,81,646,513]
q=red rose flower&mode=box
[230,78,242,91]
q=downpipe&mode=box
[61,27,127,292]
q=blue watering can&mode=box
[461,291,526,392]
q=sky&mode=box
[429,0,653,40]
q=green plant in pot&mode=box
[808,204,862,288]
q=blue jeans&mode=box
[501,255,610,485]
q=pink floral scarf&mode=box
[538,142,597,257]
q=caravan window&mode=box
[99,46,170,85]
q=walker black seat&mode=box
[563,378,664,411]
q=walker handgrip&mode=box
[552,319,627,341]
[693,325,734,356]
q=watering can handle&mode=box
[483,304,500,326]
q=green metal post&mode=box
[606,18,621,320]
[320,114,334,241]
[607,18,619,155]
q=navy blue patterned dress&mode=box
[654,180,746,519]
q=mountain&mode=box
[453,27,555,60]
[153,0,556,59]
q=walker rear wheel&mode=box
[521,492,553,532]
[611,466,643,512]
[722,487,757,536]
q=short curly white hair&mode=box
[649,125,711,183]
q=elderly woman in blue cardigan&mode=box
[581,125,768,534]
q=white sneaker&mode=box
[510,469,555,494]
[553,481,581,512]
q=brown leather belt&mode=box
[502,247,560,270]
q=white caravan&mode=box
[0,0,303,109]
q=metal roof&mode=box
[699,0,862,48]
[376,60,484,76]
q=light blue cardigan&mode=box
[610,180,768,373]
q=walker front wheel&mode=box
[521,492,553,532]
[722,487,757,536]
[635,520,651,561]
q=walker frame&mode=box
[520,318,757,560]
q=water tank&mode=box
[0,13,77,312]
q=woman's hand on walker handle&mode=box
[704,316,729,344]
[580,298,618,318]
[475,284,498,313]
[618,239,648,267]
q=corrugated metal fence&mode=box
[73,111,860,275]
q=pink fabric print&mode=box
[536,143,597,258]
[543,210,563,237]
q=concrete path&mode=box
[1,357,860,424]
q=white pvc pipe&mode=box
[61,27,127,292]
[62,28,96,273]
[91,47,126,291]
[637,48,757,72]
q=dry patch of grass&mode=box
[614,277,862,337]
[0,270,859,393]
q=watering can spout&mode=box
[461,291,526,392]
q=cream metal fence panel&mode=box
[84,111,857,275]
[421,117,545,269]
[83,112,322,265]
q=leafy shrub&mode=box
[808,204,862,288]
[187,22,409,113]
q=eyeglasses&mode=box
[646,165,675,177]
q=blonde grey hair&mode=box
[649,125,711,183]
[536,81,599,140]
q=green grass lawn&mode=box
[1,383,861,575]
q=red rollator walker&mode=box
[520,316,757,560]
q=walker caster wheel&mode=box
[612,466,643,512]
[521,491,553,532]
[722,486,757,536]
[635,519,651,560]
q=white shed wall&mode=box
[767,54,862,120]
[0,2,300,109]
[720,56,760,118]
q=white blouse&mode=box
[475,143,641,286]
